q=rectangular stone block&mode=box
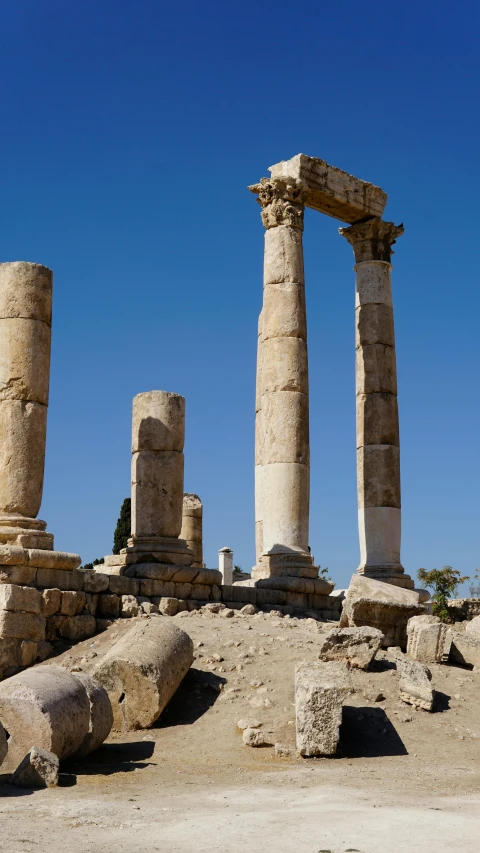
[108,575,139,596]
[26,549,81,570]
[173,582,192,600]
[170,567,198,583]
[448,633,480,669]
[0,564,37,586]
[36,568,84,591]
[82,571,110,593]
[83,593,99,615]
[295,660,353,756]
[60,591,86,616]
[96,594,120,618]
[0,583,42,614]
[191,569,223,586]
[406,615,447,663]
[139,579,175,598]
[0,608,45,642]
[189,584,211,601]
[220,585,257,605]
[356,392,399,449]
[284,592,308,608]
[0,637,21,671]
[41,588,61,617]
[256,588,287,606]
[0,545,27,566]
[58,614,96,641]
[269,154,387,223]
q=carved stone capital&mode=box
[339,218,404,263]
[248,176,308,230]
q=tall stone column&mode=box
[128,391,193,565]
[0,263,54,549]
[181,494,204,568]
[339,218,414,589]
[249,176,316,580]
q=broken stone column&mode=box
[339,220,414,590]
[0,664,91,772]
[295,660,353,756]
[180,494,203,568]
[248,176,315,581]
[219,547,233,585]
[92,618,194,730]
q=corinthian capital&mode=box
[339,218,404,263]
[248,176,308,230]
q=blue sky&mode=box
[1,1,479,593]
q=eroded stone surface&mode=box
[406,615,448,663]
[10,746,59,788]
[340,575,425,648]
[396,655,434,711]
[295,660,353,756]
[319,626,384,670]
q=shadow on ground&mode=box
[339,706,408,758]
[64,740,156,777]
[156,668,226,729]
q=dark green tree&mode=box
[113,498,131,554]
[417,566,469,622]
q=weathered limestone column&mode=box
[128,391,193,564]
[218,547,233,585]
[339,219,413,589]
[248,176,316,580]
[0,263,54,549]
[180,494,203,568]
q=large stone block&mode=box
[108,575,139,596]
[269,154,387,223]
[27,549,82,570]
[60,590,86,616]
[319,626,384,670]
[260,337,308,395]
[82,571,110,593]
[0,608,45,642]
[256,576,334,595]
[0,545,28,565]
[0,401,47,518]
[0,664,91,772]
[92,619,194,730]
[357,445,401,509]
[0,318,50,405]
[295,660,353,756]
[262,282,306,340]
[58,615,96,641]
[448,632,480,669]
[0,564,36,586]
[139,579,175,598]
[97,594,120,618]
[132,391,185,453]
[263,224,304,284]
[340,574,425,647]
[406,615,448,663]
[0,583,42,614]
[131,450,184,538]
[0,262,52,324]
[36,567,84,591]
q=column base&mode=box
[357,563,415,590]
[103,536,194,570]
[0,515,54,550]
[252,550,318,581]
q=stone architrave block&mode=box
[269,154,387,223]
[319,626,384,670]
[0,583,42,614]
[10,746,59,788]
[295,660,353,756]
[406,615,448,663]
[0,664,91,772]
[340,575,425,647]
[0,609,45,642]
[396,655,434,711]
[92,619,194,730]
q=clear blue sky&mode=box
[1,1,479,593]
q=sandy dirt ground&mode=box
[1,609,479,853]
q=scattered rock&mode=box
[274,742,294,758]
[236,719,262,731]
[396,655,435,711]
[240,604,258,616]
[319,626,384,670]
[242,727,266,747]
[10,747,59,789]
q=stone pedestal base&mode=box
[0,516,54,550]
[104,536,194,571]
[357,564,415,591]
[252,551,318,581]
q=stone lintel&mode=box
[269,154,387,224]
